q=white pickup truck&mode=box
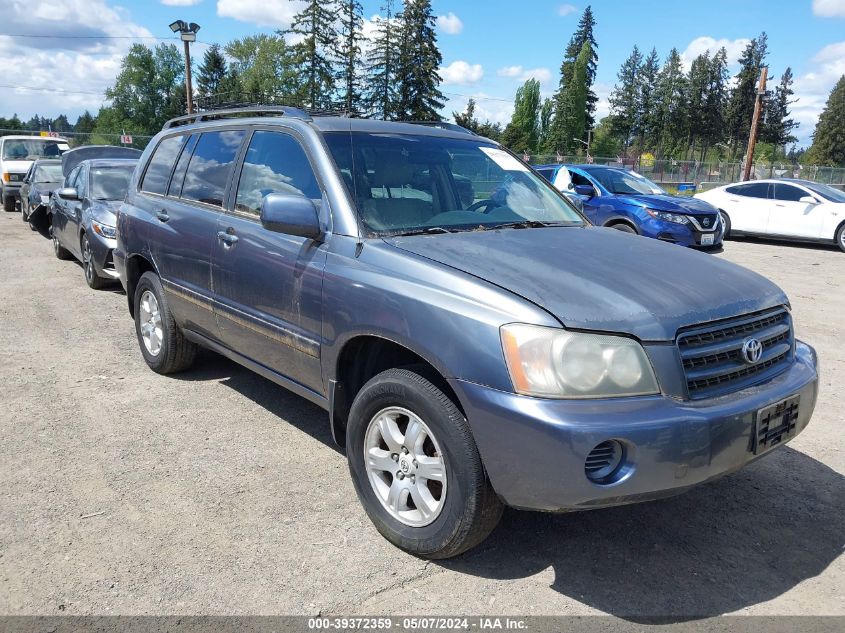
[1,135,69,212]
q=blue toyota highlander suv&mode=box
[537,163,724,248]
[116,107,818,558]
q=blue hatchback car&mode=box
[537,164,723,248]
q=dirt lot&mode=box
[0,210,842,620]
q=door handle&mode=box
[217,230,239,246]
[156,210,170,222]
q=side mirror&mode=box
[57,187,79,201]
[574,184,595,198]
[260,193,322,240]
[799,196,818,205]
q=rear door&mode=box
[211,128,329,393]
[723,182,771,233]
[767,182,825,238]
[139,129,246,339]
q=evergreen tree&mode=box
[74,111,96,145]
[725,33,768,155]
[395,0,444,121]
[196,43,228,98]
[636,48,660,154]
[762,67,798,148]
[452,98,502,139]
[500,79,541,153]
[338,0,364,113]
[286,0,340,110]
[685,51,711,158]
[545,41,592,153]
[806,75,845,166]
[365,0,401,118]
[652,48,688,159]
[538,98,554,153]
[701,47,729,158]
[609,45,642,152]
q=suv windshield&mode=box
[90,165,135,200]
[803,181,845,203]
[34,163,64,182]
[324,133,584,235]
[585,167,665,195]
[2,139,67,160]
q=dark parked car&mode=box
[51,146,141,289]
[116,107,819,558]
[20,158,63,230]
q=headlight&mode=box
[40,194,50,204]
[646,209,689,225]
[92,221,117,239]
[501,324,660,398]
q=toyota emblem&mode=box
[741,338,763,364]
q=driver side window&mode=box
[570,172,595,193]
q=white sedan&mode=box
[695,178,845,252]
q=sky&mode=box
[0,0,844,146]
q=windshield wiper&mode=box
[392,226,456,237]
[489,220,553,229]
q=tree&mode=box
[196,43,228,99]
[286,0,340,109]
[636,47,660,154]
[337,0,365,113]
[609,45,642,152]
[226,34,297,103]
[451,98,502,139]
[365,0,401,118]
[806,75,845,166]
[538,98,554,153]
[395,0,445,121]
[762,67,798,149]
[652,48,688,159]
[74,111,96,145]
[701,47,729,158]
[725,33,768,155]
[545,41,593,154]
[559,6,598,128]
[500,79,541,153]
[591,116,621,157]
[685,51,711,158]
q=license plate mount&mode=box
[701,233,715,246]
[754,394,800,455]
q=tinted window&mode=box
[535,168,553,182]
[90,165,135,200]
[773,183,807,202]
[182,130,246,207]
[234,131,320,215]
[73,166,87,197]
[570,172,594,188]
[804,181,845,203]
[168,134,198,197]
[725,182,769,199]
[65,166,80,188]
[141,135,185,195]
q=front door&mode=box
[767,182,826,238]
[211,129,329,394]
[725,182,771,233]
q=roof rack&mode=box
[406,121,476,136]
[163,105,312,129]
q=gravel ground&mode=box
[0,210,842,620]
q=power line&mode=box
[0,128,153,139]
[0,34,179,40]
[0,83,105,96]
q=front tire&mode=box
[836,223,845,253]
[346,368,503,559]
[720,211,732,239]
[3,196,16,213]
[21,199,28,222]
[609,222,637,234]
[81,233,108,290]
[133,271,197,374]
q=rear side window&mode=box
[725,182,769,199]
[773,183,806,202]
[234,131,320,215]
[168,134,198,197]
[535,168,553,182]
[141,135,185,195]
[181,130,246,207]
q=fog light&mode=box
[585,440,625,483]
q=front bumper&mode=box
[641,216,723,248]
[2,182,22,200]
[88,231,119,279]
[450,341,818,511]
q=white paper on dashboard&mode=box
[479,147,530,172]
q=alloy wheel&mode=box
[82,236,94,284]
[364,406,447,527]
[138,290,163,356]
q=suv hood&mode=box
[2,159,33,174]
[385,226,787,341]
[617,193,717,215]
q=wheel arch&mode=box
[604,217,640,234]
[124,253,159,318]
[329,334,465,447]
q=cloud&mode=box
[440,60,484,85]
[813,41,845,62]
[436,12,463,35]
[497,65,552,84]
[558,4,577,16]
[681,36,751,68]
[0,0,155,121]
[447,93,513,127]
[216,0,304,29]
[812,0,845,17]
[790,41,845,145]
[161,0,202,6]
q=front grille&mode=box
[687,212,719,231]
[677,307,794,399]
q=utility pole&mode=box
[742,66,768,181]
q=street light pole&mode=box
[169,20,201,115]
[742,67,768,182]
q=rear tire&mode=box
[720,211,731,239]
[346,367,503,559]
[52,231,71,260]
[133,272,197,374]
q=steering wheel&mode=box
[466,198,502,214]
